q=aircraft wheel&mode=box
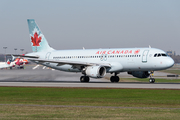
[84,76,90,82]
[80,76,85,82]
[110,76,119,82]
[149,78,155,83]
[80,76,89,82]
[110,76,115,82]
[115,76,120,82]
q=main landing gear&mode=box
[149,71,155,83]
[110,72,120,82]
[80,76,90,82]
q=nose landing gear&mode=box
[149,78,155,83]
[149,71,155,83]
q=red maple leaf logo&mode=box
[134,49,140,54]
[7,61,11,65]
[31,32,42,46]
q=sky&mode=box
[0,0,180,54]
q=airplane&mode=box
[0,55,29,69]
[16,19,174,83]
[0,59,15,69]
[14,58,29,69]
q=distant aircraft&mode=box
[14,58,29,69]
[15,19,174,83]
[0,56,29,69]
[0,59,15,69]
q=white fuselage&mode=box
[0,61,15,69]
[28,47,174,73]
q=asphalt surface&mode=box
[0,65,180,89]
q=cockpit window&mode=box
[161,54,167,57]
[154,53,168,57]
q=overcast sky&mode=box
[0,0,180,54]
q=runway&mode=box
[0,81,180,89]
[0,65,180,89]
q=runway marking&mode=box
[0,104,180,110]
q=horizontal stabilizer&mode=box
[6,54,39,59]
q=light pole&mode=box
[3,47,7,62]
[14,48,17,54]
[20,49,24,54]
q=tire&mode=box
[149,78,155,83]
[149,78,152,83]
[80,76,90,82]
[110,76,115,82]
[84,76,90,82]
[115,76,119,82]
[80,76,85,82]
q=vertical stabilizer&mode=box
[27,19,54,52]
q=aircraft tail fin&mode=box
[27,19,54,52]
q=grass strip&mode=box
[1,105,180,120]
[161,70,180,75]
[0,87,180,119]
[0,87,180,108]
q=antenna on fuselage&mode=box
[83,47,85,50]
[149,45,151,48]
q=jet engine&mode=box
[128,71,150,78]
[85,66,106,78]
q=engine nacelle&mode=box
[85,66,106,78]
[128,71,150,78]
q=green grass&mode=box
[0,87,180,119]
[0,87,180,107]
[161,70,180,75]
[1,105,180,120]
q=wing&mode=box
[6,54,111,69]
[29,58,111,68]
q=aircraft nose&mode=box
[166,58,174,68]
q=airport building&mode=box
[167,50,176,56]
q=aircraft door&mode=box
[142,50,149,63]
[45,52,51,60]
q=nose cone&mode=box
[166,58,174,68]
